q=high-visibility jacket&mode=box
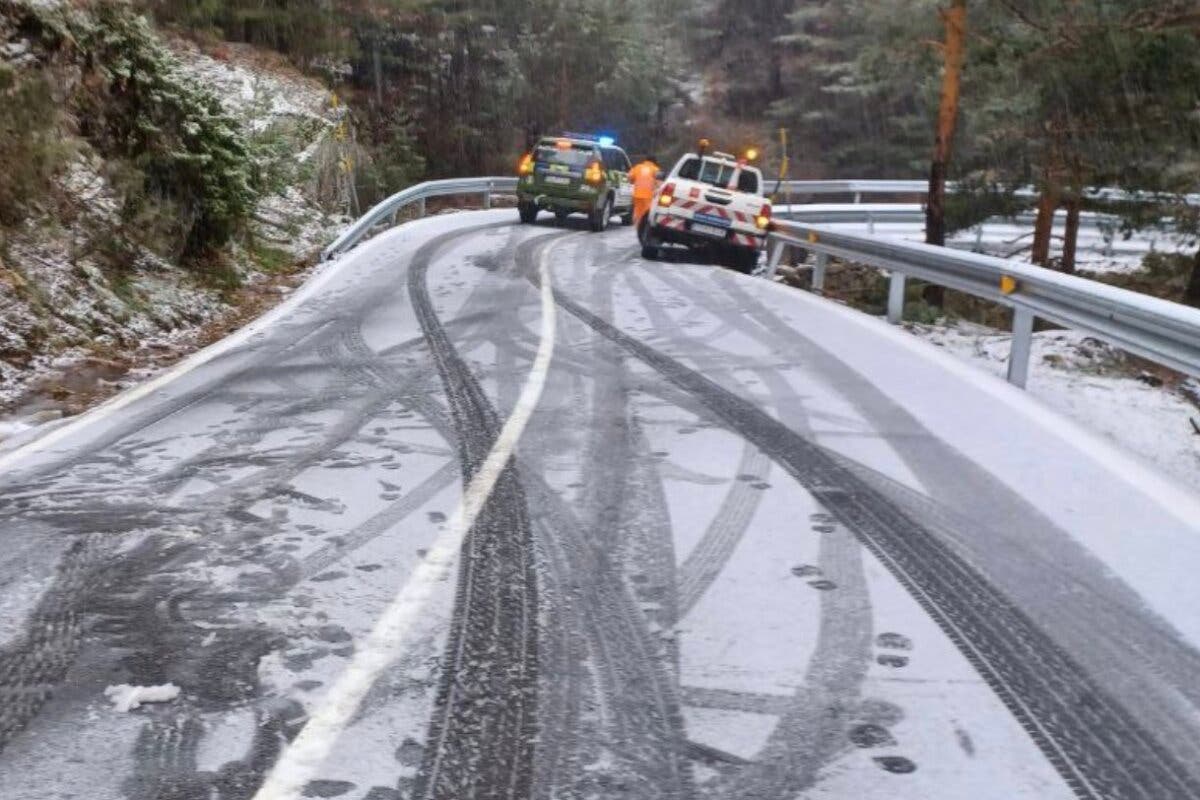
[629,161,660,199]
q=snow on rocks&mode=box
[103,683,182,712]
[168,39,346,260]
[1,19,346,428]
[169,39,333,132]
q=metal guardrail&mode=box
[776,180,927,203]
[321,177,518,261]
[765,221,1200,389]
[778,203,1120,229]
[778,204,1134,257]
[776,179,1200,207]
[778,204,926,225]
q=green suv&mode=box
[516,134,635,232]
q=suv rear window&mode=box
[536,141,597,169]
[602,148,631,172]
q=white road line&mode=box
[251,237,562,800]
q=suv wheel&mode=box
[589,196,613,233]
[518,201,538,224]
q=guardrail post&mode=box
[854,192,862,204]
[765,238,786,280]
[813,252,828,293]
[867,213,876,235]
[416,197,426,218]
[886,272,906,324]
[1007,307,1035,389]
[483,182,492,210]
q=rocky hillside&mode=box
[0,0,347,434]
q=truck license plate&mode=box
[545,175,570,185]
[691,223,727,238]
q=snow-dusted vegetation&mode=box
[0,0,344,429]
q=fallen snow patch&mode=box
[103,683,182,712]
[0,419,33,441]
[907,321,1200,493]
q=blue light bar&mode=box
[560,132,617,148]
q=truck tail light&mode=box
[518,153,534,176]
[756,203,772,230]
[659,183,677,207]
[585,160,604,184]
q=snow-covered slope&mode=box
[0,2,346,435]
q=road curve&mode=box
[2,210,1200,800]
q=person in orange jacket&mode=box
[628,156,661,228]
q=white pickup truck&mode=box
[638,148,772,273]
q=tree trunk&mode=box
[925,0,967,250]
[1031,183,1060,266]
[924,0,967,308]
[1185,249,1200,309]
[372,42,383,108]
[1061,195,1081,274]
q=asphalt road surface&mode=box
[2,210,1200,800]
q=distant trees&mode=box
[136,0,1200,301]
[762,0,938,176]
[946,0,1200,294]
[143,0,687,188]
[757,0,1199,303]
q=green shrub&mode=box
[357,111,427,206]
[80,5,261,258]
[0,65,66,226]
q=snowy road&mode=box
[2,210,1200,800]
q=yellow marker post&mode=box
[808,232,819,244]
[1000,275,1019,295]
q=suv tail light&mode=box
[518,153,534,176]
[584,160,604,184]
[756,203,772,230]
[659,182,677,207]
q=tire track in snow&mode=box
[0,534,108,753]
[711,269,1200,782]
[507,234,695,799]
[617,264,877,795]
[406,228,544,800]
[546,276,1200,800]
[618,269,775,625]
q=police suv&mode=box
[639,143,772,273]
[516,134,635,232]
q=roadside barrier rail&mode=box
[766,220,1200,388]
[775,179,1200,206]
[322,177,518,261]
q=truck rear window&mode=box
[677,156,760,193]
